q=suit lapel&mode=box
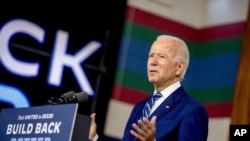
[149,86,186,119]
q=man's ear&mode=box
[176,61,185,76]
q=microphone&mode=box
[52,91,75,104]
[66,92,89,104]
[52,91,88,105]
[46,91,74,105]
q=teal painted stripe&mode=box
[189,37,243,57]
[186,87,235,103]
[182,53,240,89]
[115,68,154,93]
[114,69,235,103]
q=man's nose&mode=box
[150,57,158,65]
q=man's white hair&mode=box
[156,35,190,80]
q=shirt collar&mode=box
[154,81,181,99]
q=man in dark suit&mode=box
[122,34,208,141]
[89,35,209,141]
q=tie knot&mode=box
[152,92,162,100]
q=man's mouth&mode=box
[149,70,157,73]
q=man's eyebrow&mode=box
[157,53,166,56]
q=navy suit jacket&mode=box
[121,86,208,141]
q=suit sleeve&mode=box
[121,105,139,141]
[177,104,209,141]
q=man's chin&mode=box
[148,79,157,83]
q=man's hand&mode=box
[130,116,157,141]
[89,113,97,140]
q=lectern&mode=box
[0,103,90,141]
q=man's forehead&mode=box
[151,41,177,50]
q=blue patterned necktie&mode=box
[142,92,162,118]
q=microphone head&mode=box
[54,91,75,104]
[73,92,88,103]
[62,91,74,98]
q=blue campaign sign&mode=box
[0,104,79,141]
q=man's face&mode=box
[147,39,181,88]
